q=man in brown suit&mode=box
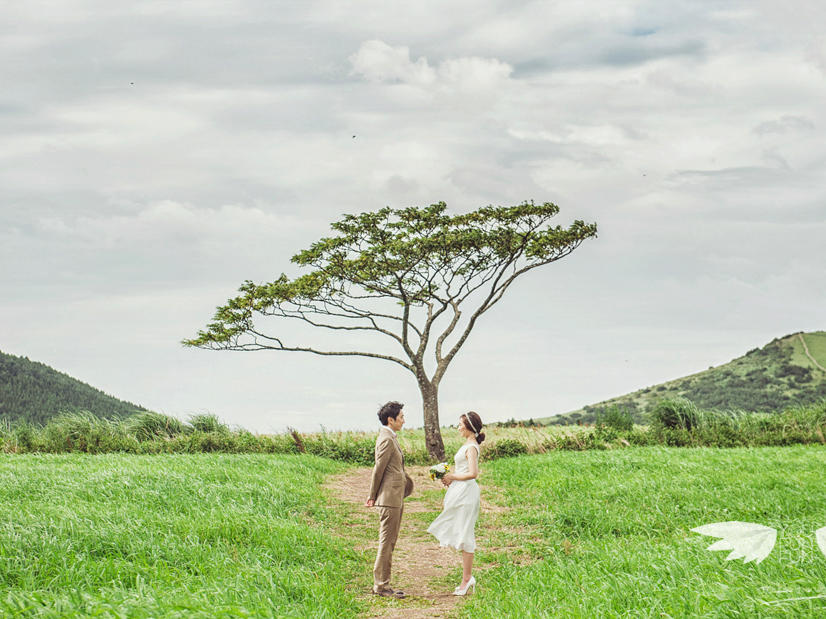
[365,401,414,598]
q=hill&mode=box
[0,350,146,425]
[543,331,826,425]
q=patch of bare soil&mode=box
[326,465,508,619]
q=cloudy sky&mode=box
[2,1,824,432]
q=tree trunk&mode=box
[419,380,445,461]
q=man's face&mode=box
[388,410,405,432]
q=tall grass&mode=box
[2,399,825,460]
[125,411,187,441]
[189,413,229,434]
[41,411,134,453]
[0,453,363,617]
[460,445,826,617]
[647,399,826,448]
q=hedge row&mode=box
[2,400,825,462]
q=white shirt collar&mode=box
[383,425,396,437]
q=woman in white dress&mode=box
[427,411,485,596]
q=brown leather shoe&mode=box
[373,588,406,599]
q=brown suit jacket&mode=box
[368,426,413,507]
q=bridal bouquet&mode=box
[429,462,450,481]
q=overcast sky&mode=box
[2,1,824,432]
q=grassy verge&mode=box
[4,447,826,617]
[0,413,591,462]
[0,454,364,618]
[460,445,826,618]
[2,400,825,464]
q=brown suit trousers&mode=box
[374,503,404,589]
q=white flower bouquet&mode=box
[429,462,450,481]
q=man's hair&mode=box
[377,401,404,426]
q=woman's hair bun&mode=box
[464,411,485,444]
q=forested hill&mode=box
[544,331,826,425]
[0,351,146,425]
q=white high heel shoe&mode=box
[453,575,476,596]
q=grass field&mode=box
[5,400,826,460]
[335,424,583,459]
[4,447,826,617]
[461,445,826,617]
[0,414,592,460]
[0,454,362,618]
[799,332,826,369]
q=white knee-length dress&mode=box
[427,443,481,553]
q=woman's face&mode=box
[457,417,470,436]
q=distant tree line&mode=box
[496,418,541,428]
[0,351,145,425]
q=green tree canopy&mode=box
[185,201,597,459]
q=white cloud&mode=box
[349,39,512,93]
[435,55,512,90]
[2,1,825,430]
[349,40,437,86]
[37,201,300,248]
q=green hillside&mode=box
[0,351,146,425]
[543,331,826,425]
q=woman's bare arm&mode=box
[444,445,479,482]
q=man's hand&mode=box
[365,498,375,507]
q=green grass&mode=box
[4,447,826,616]
[1,417,595,462]
[800,332,826,369]
[0,454,364,618]
[461,446,826,618]
[790,333,811,368]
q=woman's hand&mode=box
[442,473,454,486]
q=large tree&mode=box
[184,201,597,460]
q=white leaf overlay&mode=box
[816,527,826,558]
[691,521,777,564]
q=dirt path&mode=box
[799,333,826,373]
[325,465,509,619]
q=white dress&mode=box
[427,443,481,553]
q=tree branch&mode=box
[201,330,416,372]
[434,300,462,364]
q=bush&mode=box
[649,398,699,431]
[4,398,826,456]
[302,432,375,465]
[189,413,229,434]
[237,430,264,453]
[659,427,693,447]
[40,412,138,453]
[2,422,39,453]
[183,431,239,453]
[260,433,301,455]
[0,419,20,452]
[782,400,826,429]
[126,412,187,441]
[485,438,528,460]
[626,429,656,446]
[596,405,634,432]
[699,423,744,448]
